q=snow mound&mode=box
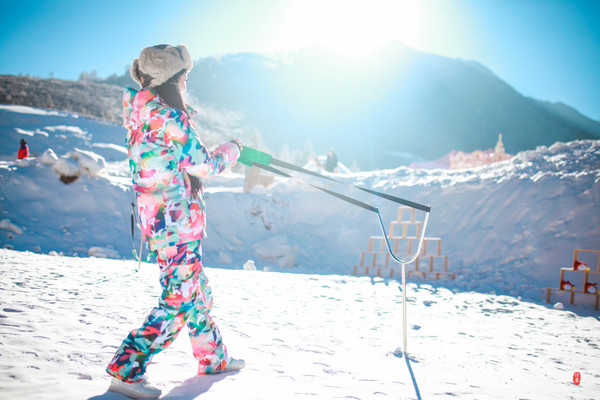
[53,156,81,183]
[67,148,106,177]
[243,259,257,271]
[51,148,106,183]
[40,148,58,165]
[88,246,120,259]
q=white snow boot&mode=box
[108,377,161,399]
[225,358,245,372]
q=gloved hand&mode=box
[229,138,243,152]
[237,146,272,167]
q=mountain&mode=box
[2,42,599,170]
[188,42,600,169]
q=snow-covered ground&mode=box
[2,249,599,400]
[1,104,599,399]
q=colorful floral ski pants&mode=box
[106,240,230,382]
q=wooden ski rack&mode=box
[353,206,454,279]
[546,249,600,309]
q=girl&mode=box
[107,44,244,399]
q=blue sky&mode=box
[1,0,599,120]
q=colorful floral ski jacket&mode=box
[123,87,240,251]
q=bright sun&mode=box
[277,0,423,59]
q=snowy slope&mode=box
[0,104,127,162]
[1,104,599,301]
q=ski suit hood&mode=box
[123,87,240,251]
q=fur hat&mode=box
[130,44,193,88]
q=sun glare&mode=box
[277,0,422,59]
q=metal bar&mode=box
[402,262,407,353]
[376,210,430,265]
[251,157,431,354]
[270,157,431,212]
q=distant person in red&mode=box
[17,139,29,159]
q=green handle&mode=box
[237,146,273,167]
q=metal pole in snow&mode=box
[238,146,432,356]
[402,262,407,353]
[377,211,429,356]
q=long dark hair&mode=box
[150,69,202,196]
[149,69,187,112]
